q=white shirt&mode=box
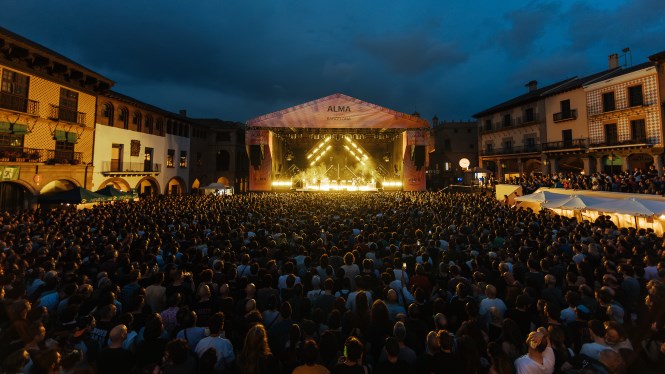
[515,347,555,374]
[195,335,235,371]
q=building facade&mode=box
[188,119,248,192]
[428,117,477,189]
[475,52,665,180]
[0,27,113,210]
[93,91,192,196]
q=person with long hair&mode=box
[487,341,512,374]
[331,336,369,374]
[237,324,276,374]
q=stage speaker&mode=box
[414,145,426,170]
[249,145,263,169]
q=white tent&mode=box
[542,195,612,210]
[588,197,665,216]
[514,190,569,203]
[202,182,234,195]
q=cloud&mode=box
[493,1,562,57]
[356,31,468,75]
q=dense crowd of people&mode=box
[0,191,664,374]
[500,165,665,195]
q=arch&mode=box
[135,176,160,196]
[133,111,143,132]
[217,176,231,186]
[165,176,187,195]
[0,181,33,211]
[557,156,584,173]
[145,115,154,134]
[98,177,132,192]
[216,150,230,171]
[102,102,114,126]
[118,107,129,129]
[627,153,653,171]
[523,158,542,175]
[40,178,79,194]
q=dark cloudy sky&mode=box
[2,0,664,123]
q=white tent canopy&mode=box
[514,191,569,203]
[542,195,612,210]
[587,197,665,217]
[202,182,228,190]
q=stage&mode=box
[246,93,431,192]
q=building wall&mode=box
[544,88,589,142]
[586,70,661,145]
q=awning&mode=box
[66,132,78,144]
[12,124,28,135]
[0,122,10,133]
[54,130,67,141]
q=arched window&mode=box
[145,115,154,134]
[102,103,114,126]
[132,112,142,132]
[216,150,230,171]
[156,119,164,135]
[118,107,129,129]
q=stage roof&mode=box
[247,93,430,129]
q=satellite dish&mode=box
[459,158,470,169]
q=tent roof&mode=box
[542,195,612,210]
[95,186,137,200]
[202,182,229,189]
[514,190,569,203]
[588,197,665,216]
[246,93,430,129]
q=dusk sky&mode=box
[2,0,664,123]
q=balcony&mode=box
[0,146,82,164]
[0,92,39,115]
[553,109,578,122]
[480,115,541,133]
[49,105,86,125]
[101,161,161,176]
[589,137,651,148]
[481,144,541,156]
[542,138,587,151]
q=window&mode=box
[133,112,142,132]
[0,133,24,148]
[59,88,79,123]
[484,120,492,131]
[560,100,571,115]
[118,107,128,129]
[196,152,203,166]
[630,119,646,140]
[166,120,172,134]
[504,140,512,151]
[562,130,573,146]
[0,69,29,112]
[179,150,187,168]
[628,85,644,107]
[154,119,162,135]
[524,108,534,123]
[602,92,616,112]
[525,137,536,150]
[444,139,451,150]
[216,150,230,171]
[146,117,154,135]
[605,123,618,145]
[503,114,512,127]
[166,149,175,168]
[55,140,75,162]
[145,115,153,134]
[486,143,493,153]
[216,132,231,142]
[111,144,123,172]
[102,103,114,126]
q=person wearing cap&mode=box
[514,327,555,374]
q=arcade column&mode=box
[653,154,664,176]
[582,157,592,175]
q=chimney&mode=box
[526,80,538,92]
[608,53,620,69]
[179,109,187,117]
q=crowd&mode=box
[0,191,664,374]
[500,165,665,195]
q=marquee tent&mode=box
[39,187,110,205]
[95,186,137,201]
[542,195,612,210]
[586,197,665,216]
